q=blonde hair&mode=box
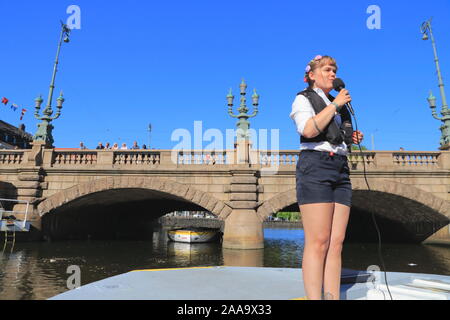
[304,55,338,87]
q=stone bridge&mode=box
[0,142,449,248]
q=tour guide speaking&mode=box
[290,55,364,300]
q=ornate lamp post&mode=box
[227,79,259,141]
[227,79,260,164]
[33,22,71,148]
[421,18,450,150]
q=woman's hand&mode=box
[352,130,364,144]
[334,89,352,107]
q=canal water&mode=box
[0,227,449,300]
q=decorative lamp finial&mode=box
[427,90,437,109]
[240,79,247,95]
[227,88,234,106]
[252,89,259,106]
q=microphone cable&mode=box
[349,106,393,300]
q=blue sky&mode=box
[1,0,449,151]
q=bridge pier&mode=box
[10,142,48,232]
[424,225,450,245]
[222,209,264,249]
[222,171,264,250]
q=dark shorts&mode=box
[296,150,352,207]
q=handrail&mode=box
[0,198,29,230]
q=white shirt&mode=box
[290,87,348,155]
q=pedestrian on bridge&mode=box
[79,142,87,150]
[290,55,364,300]
[131,141,140,150]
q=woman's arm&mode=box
[303,89,352,138]
[302,104,337,138]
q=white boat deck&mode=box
[50,266,450,300]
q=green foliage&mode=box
[274,211,301,221]
[351,144,368,151]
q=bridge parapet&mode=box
[0,149,448,171]
[0,150,25,165]
[53,150,98,166]
[348,151,444,171]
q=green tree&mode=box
[275,212,301,221]
[351,144,368,151]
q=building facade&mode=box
[0,121,33,149]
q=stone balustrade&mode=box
[177,151,228,165]
[113,151,161,166]
[259,151,299,166]
[0,149,448,171]
[0,151,25,165]
[392,152,440,167]
[53,151,98,166]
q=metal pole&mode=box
[46,24,66,110]
[427,21,448,111]
[422,19,450,150]
[148,123,152,149]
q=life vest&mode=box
[297,88,354,152]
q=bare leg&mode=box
[300,203,335,300]
[323,203,350,300]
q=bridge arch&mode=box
[37,176,232,219]
[257,188,297,220]
[257,180,450,220]
[257,179,450,242]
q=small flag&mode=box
[1,97,8,105]
[20,108,27,120]
[11,104,18,111]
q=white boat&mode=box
[49,267,450,300]
[167,228,219,243]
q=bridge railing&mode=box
[52,150,98,166]
[348,152,377,170]
[258,151,299,166]
[0,149,448,171]
[113,151,161,166]
[52,150,163,167]
[0,150,24,165]
[392,152,440,167]
[348,151,442,170]
[177,151,228,165]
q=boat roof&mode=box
[49,266,450,300]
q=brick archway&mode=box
[37,176,232,219]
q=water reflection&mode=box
[0,228,448,300]
[167,242,222,266]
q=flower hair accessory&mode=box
[305,55,323,72]
[304,55,323,82]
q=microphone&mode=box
[332,78,355,116]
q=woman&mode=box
[290,55,364,300]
